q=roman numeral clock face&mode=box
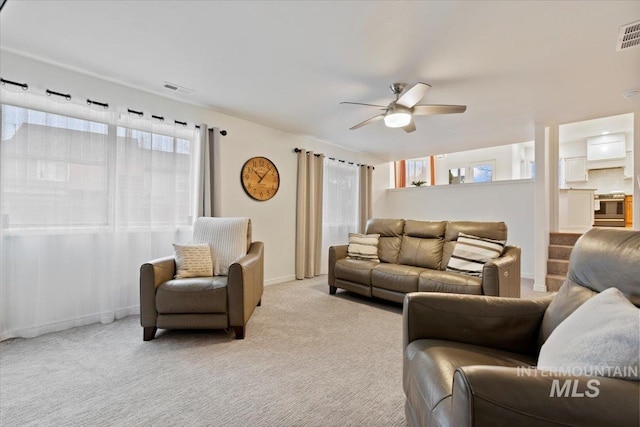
[241,156,280,201]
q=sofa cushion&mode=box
[537,287,639,380]
[346,233,380,261]
[334,258,378,286]
[446,232,506,277]
[156,277,228,313]
[398,235,444,270]
[371,263,427,293]
[366,218,404,264]
[404,339,535,427]
[418,270,483,294]
[403,220,446,238]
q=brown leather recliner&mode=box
[140,218,264,341]
[403,227,640,427]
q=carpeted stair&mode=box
[546,232,582,291]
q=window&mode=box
[469,160,495,183]
[406,159,429,185]
[1,104,195,230]
[1,105,110,228]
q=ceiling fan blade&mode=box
[403,120,416,133]
[350,114,384,130]
[412,104,467,115]
[396,82,431,108]
[340,101,387,108]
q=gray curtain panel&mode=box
[296,149,324,279]
[359,164,373,233]
[196,125,216,217]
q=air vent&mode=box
[163,81,194,95]
[617,20,640,51]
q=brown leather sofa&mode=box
[328,218,521,302]
[403,227,640,427]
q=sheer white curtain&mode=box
[321,159,359,274]
[0,86,197,339]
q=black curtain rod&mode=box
[195,125,227,136]
[293,148,374,169]
[46,89,71,101]
[2,76,226,135]
[0,78,28,90]
[87,99,109,109]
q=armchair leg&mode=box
[234,326,245,339]
[257,298,262,307]
[143,326,157,341]
[329,286,337,295]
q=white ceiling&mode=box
[1,1,639,161]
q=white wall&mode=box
[372,177,535,278]
[0,50,383,285]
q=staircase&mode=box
[546,232,582,292]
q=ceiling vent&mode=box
[617,20,640,51]
[163,81,194,95]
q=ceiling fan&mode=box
[341,82,466,133]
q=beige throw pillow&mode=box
[346,233,380,262]
[173,243,213,279]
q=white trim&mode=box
[0,305,139,341]
[264,275,297,286]
[533,283,549,293]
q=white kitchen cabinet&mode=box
[558,189,594,233]
[624,151,633,179]
[564,156,587,182]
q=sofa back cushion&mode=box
[538,280,597,347]
[566,228,640,305]
[398,220,446,269]
[366,218,405,264]
[442,221,508,270]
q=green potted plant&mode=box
[411,180,426,187]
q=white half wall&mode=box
[372,178,535,278]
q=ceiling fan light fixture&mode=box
[384,105,412,128]
[384,112,411,128]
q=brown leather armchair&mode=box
[140,218,264,341]
[403,228,640,427]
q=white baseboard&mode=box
[521,272,534,280]
[264,275,297,286]
[533,283,548,293]
[0,305,139,341]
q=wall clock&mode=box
[240,156,280,201]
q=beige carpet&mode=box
[0,276,547,426]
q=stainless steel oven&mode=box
[594,193,625,227]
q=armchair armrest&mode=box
[139,256,176,328]
[228,241,264,331]
[452,366,640,427]
[482,245,521,297]
[328,244,348,287]
[403,292,552,356]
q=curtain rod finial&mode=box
[220,130,227,136]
